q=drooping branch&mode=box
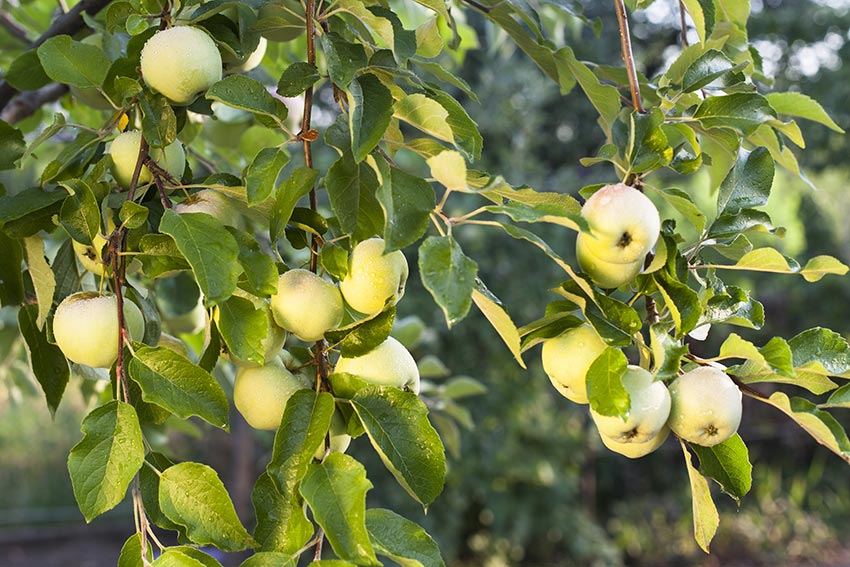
[613,0,645,114]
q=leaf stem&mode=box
[613,0,645,114]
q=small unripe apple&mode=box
[340,238,409,315]
[599,426,669,459]
[335,336,420,394]
[70,34,113,110]
[174,189,239,226]
[270,269,344,342]
[224,36,268,73]
[668,366,742,447]
[139,26,222,105]
[590,365,670,444]
[109,131,186,189]
[53,292,145,368]
[541,324,607,404]
[233,360,311,430]
[314,410,352,460]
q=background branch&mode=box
[0,10,31,43]
[1,83,68,124]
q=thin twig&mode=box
[613,0,645,113]
[314,528,325,561]
[678,0,689,47]
[0,11,30,43]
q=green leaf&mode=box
[0,119,26,170]
[118,533,152,567]
[681,49,745,92]
[22,236,56,330]
[159,462,255,552]
[612,108,673,173]
[554,46,621,132]
[654,273,702,338]
[485,201,585,232]
[18,305,68,415]
[206,76,288,129]
[716,147,774,216]
[321,32,368,87]
[324,151,382,239]
[349,74,394,163]
[159,209,240,304]
[709,248,849,281]
[352,385,446,507]
[141,92,177,148]
[150,549,207,567]
[680,0,715,42]
[277,62,321,97]
[59,179,100,244]
[326,305,396,358]
[394,94,454,143]
[366,508,445,567]
[37,35,110,88]
[68,401,144,522]
[471,288,525,369]
[646,185,706,232]
[120,201,149,230]
[0,187,66,225]
[719,333,794,376]
[789,328,850,376]
[139,452,183,532]
[694,93,777,135]
[585,347,629,419]
[128,345,230,429]
[217,296,268,365]
[5,50,51,91]
[426,150,467,191]
[246,147,290,205]
[241,552,298,567]
[556,281,642,346]
[418,235,477,327]
[425,89,483,160]
[377,166,435,251]
[271,167,318,242]
[681,440,719,553]
[765,92,844,133]
[300,454,380,566]
[251,472,313,553]
[0,232,24,306]
[690,434,752,503]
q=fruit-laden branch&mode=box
[613,0,645,113]
[0,0,113,112]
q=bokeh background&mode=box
[2,0,850,565]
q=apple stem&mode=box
[613,0,646,114]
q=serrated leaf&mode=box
[471,289,525,368]
[709,248,849,281]
[68,401,144,522]
[650,324,689,380]
[694,93,777,135]
[647,186,705,233]
[349,74,394,163]
[680,0,715,42]
[59,179,100,244]
[228,227,279,296]
[140,92,177,148]
[690,434,752,503]
[765,92,844,133]
[277,62,320,97]
[321,32,368,87]
[252,472,314,553]
[554,46,620,131]
[246,147,290,205]
[37,35,110,88]
[716,147,773,216]
[789,328,850,375]
[0,119,25,170]
[326,306,396,358]
[612,108,673,173]
[151,549,207,567]
[586,347,629,418]
[681,440,719,553]
[418,236,477,327]
[377,167,435,251]
[426,150,467,191]
[682,49,745,92]
[206,76,288,129]
[18,305,68,414]
[271,167,319,242]
[394,94,453,143]
[366,508,445,567]
[216,296,268,365]
[120,201,149,230]
[424,89,482,160]
[241,552,298,567]
[118,533,152,567]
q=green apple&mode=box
[72,217,115,276]
[335,336,420,394]
[576,234,644,288]
[53,292,145,368]
[109,131,186,189]
[70,34,114,110]
[340,238,409,315]
[590,365,670,444]
[224,36,268,73]
[668,366,742,447]
[314,410,352,460]
[139,26,222,105]
[599,426,669,459]
[162,298,206,335]
[174,189,239,226]
[541,324,607,403]
[270,269,344,342]
[233,360,311,430]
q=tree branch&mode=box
[613,0,645,114]
[0,10,31,43]
[678,0,689,47]
[0,83,67,124]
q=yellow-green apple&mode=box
[173,189,239,226]
[590,365,670,444]
[599,425,669,458]
[233,360,311,430]
[668,366,742,447]
[270,269,343,342]
[109,131,185,189]
[340,237,409,315]
[139,26,222,105]
[335,336,420,394]
[224,36,267,73]
[72,217,115,276]
[53,292,145,368]
[541,324,607,403]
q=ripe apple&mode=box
[139,26,222,105]
[270,269,344,342]
[339,238,409,315]
[335,336,420,394]
[233,360,311,430]
[224,36,268,73]
[667,366,742,447]
[541,324,607,403]
[109,131,186,189]
[576,183,660,288]
[314,410,352,460]
[173,189,239,226]
[599,426,669,459]
[590,365,671,444]
[53,292,145,368]
[69,34,114,110]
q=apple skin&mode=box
[53,292,145,368]
[668,366,742,447]
[110,131,185,189]
[590,365,671,444]
[174,189,239,227]
[270,269,344,342]
[233,360,312,430]
[335,336,420,394]
[576,233,644,289]
[599,426,669,459]
[541,324,607,403]
[314,410,352,460]
[139,26,222,105]
[340,238,409,315]
[224,36,268,73]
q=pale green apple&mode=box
[162,298,206,335]
[590,365,671,444]
[668,366,742,447]
[340,238,409,315]
[109,131,186,189]
[270,269,343,342]
[576,233,644,288]
[314,410,352,460]
[53,292,145,368]
[335,336,420,394]
[599,425,669,459]
[233,360,311,430]
[70,34,114,110]
[541,324,607,403]
[174,189,239,226]
[139,26,222,105]
[224,36,268,73]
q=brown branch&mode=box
[0,10,31,43]
[678,0,689,47]
[0,82,68,124]
[613,0,645,114]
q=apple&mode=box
[270,269,344,342]
[233,360,312,430]
[314,410,352,460]
[139,26,222,105]
[162,297,206,336]
[335,336,420,394]
[590,365,671,444]
[70,34,114,110]
[174,189,239,226]
[53,292,145,368]
[541,324,607,403]
[599,426,669,459]
[224,36,268,73]
[72,217,115,276]
[667,366,742,447]
[109,131,186,189]
[340,238,409,315]
[576,183,660,288]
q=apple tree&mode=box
[0,0,849,563]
